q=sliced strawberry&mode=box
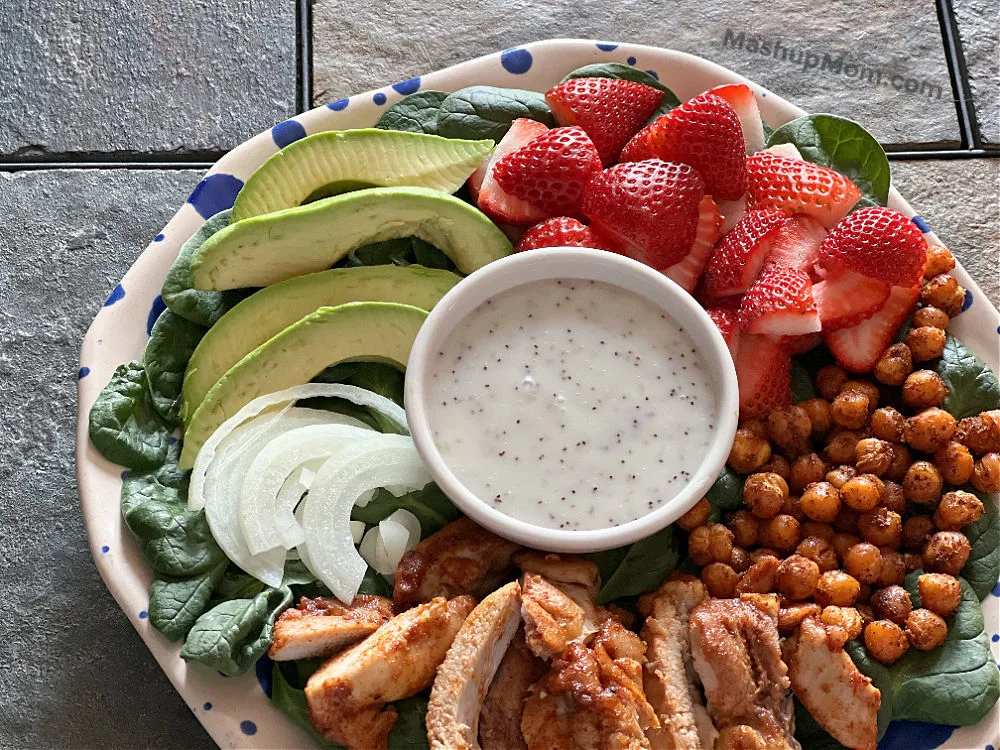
[645,93,746,200]
[738,263,820,336]
[704,208,786,297]
[717,195,747,235]
[707,306,740,360]
[745,152,862,229]
[545,78,665,165]
[819,206,928,288]
[619,119,659,162]
[737,333,792,419]
[516,217,622,252]
[825,285,920,373]
[812,269,891,330]
[766,215,827,275]
[705,83,766,155]
[663,196,722,292]
[476,118,549,225]
[781,332,823,356]
[580,159,705,270]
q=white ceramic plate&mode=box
[75,39,1000,749]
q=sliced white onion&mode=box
[350,520,366,545]
[379,509,419,568]
[359,527,383,573]
[270,461,325,550]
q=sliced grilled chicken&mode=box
[520,573,586,660]
[479,626,545,750]
[268,595,393,661]
[513,551,601,593]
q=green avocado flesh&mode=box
[180,265,460,425]
[179,301,428,468]
[190,186,513,289]
[230,129,494,222]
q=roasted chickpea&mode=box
[790,453,828,493]
[877,550,907,587]
[832,532,863,562]
[744,472,788,519]
[815,570,862,607]
[841,474,884,511]
[687,525,714,566]
[907,326,947,362]
[768,404,812,450]
[955,415,1000,455]
[912,305,950,330]
[735,555,781,594]
[676,497,710,531]
[801,398,833,435]
[923,531,972,575]
[760,454,792,480]
[933,490,984,531]
[742,419,769,439]
[880,481,907,513]
[874,343,914,386]
[730,546,751,573]
[905,408,957,453]
[701,563,740,598]
[902,515,937,552]
[921,273,965,317]
[904,461,943,504]
[797,535,839,572]
[933,442,974,485]
[801,521,836,542]
[865,620,910,664]
[856,604,875,628]
[884,443,913,482]
[906,608,948,650]
[859,508,903,548]
[901,370,949,410]
[854,438,893,476]
[749,548,779,563]
[917,573,962,616]
[831,390,870,430]
[972,452,1000,493]
[826,464,858,489]
[844,542,884,584]
[871,585,912,624]
[707,523,735,563]
[728,428,772,474]
[904,552,924,573]
[781,494,806,521]
[924,244,955,277]
[778,603,822,634]
[816,365,849,401]
[776,554,820,600]
[821,605,864,642]
[758,514,801,553]
[727,510,760,548]
[857,583,874,605]
[842,379,880,407]
[871,407,906,443]
[826,431,862,465]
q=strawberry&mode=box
[825,285,920,373]
[717,195,747,234]
[738,263,821,336]
[663,196,722,292]
[704,83,766,155]
[476,118,549,225]
[766,215,827,275]
[645,93,746,200]
[819,207,928,288]
[745,152,862,228]
[619,119,658,162]
[781,332,823,356]
[516,217,622,253]
[737,333,792,419]
[707,306,740,360]
[580,160,706,270]
[704,208,786,296]
[812,270,891,330]
[545,78,665,165]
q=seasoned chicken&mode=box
[521,620,658,750]
[688,599,800,750]
[520,573,586,660]
[394,517,521,608]
[514,551,601,593]
[269,595,393,661]
[428,582,522,750]
[787,617,880,750]
[306,595,474,750]
[638,579,716,750]
[479,626,545,750]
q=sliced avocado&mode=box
[231,129,494,222]
[190,186,512,289]
[179,301,427,468]
[180,264,459,424]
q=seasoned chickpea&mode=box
[906,608,948,650]
[778,603,822,634]
[687,525,714,566]
[730,546,751,573]
[933,490,984,531]
[742,419,769,439]
[859,508,903,548]
[904,552,924,573]
[735,555,781,594]
[857,583,874,605]
[707,523,735,563]
[905,408,957,453]
[797,535,839,572]
[821,605,864,641]
[923,531,972,575]
[758,514,801,552]
[844,542,884,584]
[972,452,1000,493]
[744,472,788,519]
[917,573,962,616]
[826,431,862,465]
[790,453,828,493]
[841,474,884,511]
[877,550,907,587]
[676,497,710,531]
[776,554,820,600]
[907,326,947,361]
[781,494,806,521]
[800,398,833,435]
[815,570,862,607]
[884,443,912,482]
[912,305,950,330]
[933,442,974,485]
[856,604,875,628]
[760,454,792,480]
[903,461,943,504]
[835,503,863,533]
[831,390,870,430]
[832,532,862,561]
[865,620,910,664]
[901,370,949,410]
[749,548,779,563]
[701,563,739,598]
[854,438,893,476]
[842,380,880,407]
[924,244,955,277]
[902,515,936,551]
[871,585,912,624]
[871,407,906,443]
[880,481,907,513]
[874,342,914,386]
[921,273,965,317]
[826,464,858,489]
[768,404,812,449]
[955,415,1000,455]
[801,521,836,542]
[816,365,849,401]
[728,428,772,474]
[727,510,760,548]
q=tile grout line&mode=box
[935,0,981,149]
[295,0,313,114]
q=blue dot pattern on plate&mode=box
[138,610,148,619]
[961,288,974,312]
[646,69,660,80]
[121,470,130,480]
[203,702,212,711]
[373,92,387,105]
[501,47,533,74]
[627,56,637,65]
[327,97,349,111]
[187,173,245,220]
[78,367,90,379]
[255,654,274,698]
[271,119,307,149]
[992,633,999,643]
[101,545,109,553]
[240,721,257,736]
[392,77,421,95]
[595,42,619,51]
[103,284,125,307]
[879,720,955,749]
[146,295,166,336]
[154,233,165,242]
[911,215,931,233]
[992,582,1000,596]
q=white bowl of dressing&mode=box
[405,248,739,552]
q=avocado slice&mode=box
[179,301,427,468]
[180,264,459,425]
[190,186,513,289]
[231,129,494,222]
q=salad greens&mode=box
[437,86,555,141]
[587,526,679,604]
[790,360,817,402]
[143,310,206,426]
[374,90,450,135]
[351,484,461,537]
[961,493,1000,601]
[935,334,1000,419]
[89,361,171,471]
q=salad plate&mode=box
[75,38,1000,749]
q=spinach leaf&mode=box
[793,698,848,749]
[375,90,450,135]
[961,492,1000,600]
[560,63,680,104]
[143,310,206,426]
[844,639,894,739]
[411,237,454,269]
[438,86,555,141]
[589,526,678,604]
[347,363,405,406]
[358,566,395,598]
[271,662,345,749]
[935,334,1000,419]
[89,361,171,471]
[213,559,319,602]
[148,561,227,642]
[161,209,251,327]
[766,114,890,206]
[339,236,457,273]
[351,483,462,538]
[706,467,745,512]
[389,696,430,750]
[302,395,406,434]
[790,360,817,402]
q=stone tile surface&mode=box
[953,0,1000,144]
[0,1,297,156]
[312,0,960,146]
[0,169,213,749]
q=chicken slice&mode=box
[269,595,393,661]
[787,617,880,750]
[514,551,601,594]
[428,582,522,750]
[479,626,545,750]
[688,599,800,750]
[394,517,521,608]
[520,573,586,660]
[305,595,475,750]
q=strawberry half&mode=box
[704,83,766,155]
[545,78,665,165]
[812,270,891,330]
[492,125,602,218]
[745,152,862,229]
[476,118,549,225]
[663,196,722,292]
[645,93,746,200]
[824,285,920,373]
[704,208,786,297]
[707,306,740,360]
[737,333,792,419]
[738,263,820,336]
[780,332,823,356]
[516,217,622,252]
[619,119,659,162]
[819,207,928,289]
[717,195,748,235]
[766,215,827,275]
[580,159,706,270]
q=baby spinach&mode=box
[560,63,680,106]
[340,236,457,273]
[438,86,555,141]
[148,562,227,642]
[587,526,679,604]
[961,493,1000,600]
[89,361,171,471]
[351,483,461,538]
[271,662,345,748]
[375,90,450,135]
[793,699,848,749]
[766,114,890,206]
[347,363,405,406]
[935,334,1000,419]
[388,696,431,750]
[707,467,746,511]
[791,360,817,402]
[143,310,206,426]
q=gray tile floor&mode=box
[0,1,997,747]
